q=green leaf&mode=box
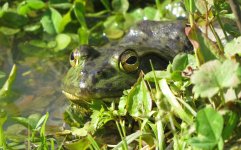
[159,79,192,124]
[50,7,62,33]
[125,8,144,26]
[0,26,20,35]
[117,94,127,116]
[24,23,41,32]
[144,71,171,82]
[188,137,217,149]
[197,108,223,140]
[195,0,213,14]
[222,111,238,140]
[74,2,87,29]
[12,114,41,130]
[223,23,240,37]
[172,53,196,72]
[104,28,124,39]
[224,36,241,57]
[17,3,31,15]
[0,11,28,28]
[0,64,17,98]
[127,77,152,117]
[0,109,7,149]
[191,60,240,98]
[59,11,72,32]
[113,130,142,150]
[49,3,72,9]
[78,27,89,45]
[186,26,222,65]
[184,0,196,13]
[64,138,90,150]
[112,0,129,13]
[27,0,45,10]
[103,16,115,28]
[189,107,223,149]
[87,134,101,150]
[0,3,9,17]
[47,40,57,48]
[41,11,56,34]
[35,113,48,130]
[29,40,47,48]
[54,33,71,51]
[143,7,159,20]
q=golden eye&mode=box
[119,49,139,73]
[69,49,81,67]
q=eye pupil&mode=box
[70,53,75,61]
[126,56,137,64]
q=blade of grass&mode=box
[87,134,100,150]
[159,79,192,124]
[0,64,17,98]
[112,130,143,150]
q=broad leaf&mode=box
[127,77,152,117]
[59,11,72,32]
[41,11,56,34]
[50,7,62,33]
[195,0,213,14]
[189,107,223,149]
[54,33,71,51]
[27,0,45,10]
[191,60,240,98]
[172,53,196,72]
[104,28,124,39]
[112,0,129,13]
[222,111,238,140]
[74,2,87,29]
[224,36,241,57]
[0,27,20,35]
[0,11,28,28]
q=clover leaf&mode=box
[191,60,240,98]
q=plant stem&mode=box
[209,23,224,53]
[189,0,194,27]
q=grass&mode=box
[1,0,241,149]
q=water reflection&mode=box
[0,46,69,131]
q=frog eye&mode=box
[69,49,81,67]
[119,49,139,73]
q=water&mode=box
[0,46,70,133]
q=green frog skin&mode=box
[62,20,192,104]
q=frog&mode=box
[62,20,192,104]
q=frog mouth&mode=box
[62,90,81,101]
[62,90,120,103]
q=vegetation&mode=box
[1,0,241,149]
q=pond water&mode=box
[0,46,70,133]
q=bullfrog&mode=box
[62,20,192,104]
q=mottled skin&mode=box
[62,20,192,103]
